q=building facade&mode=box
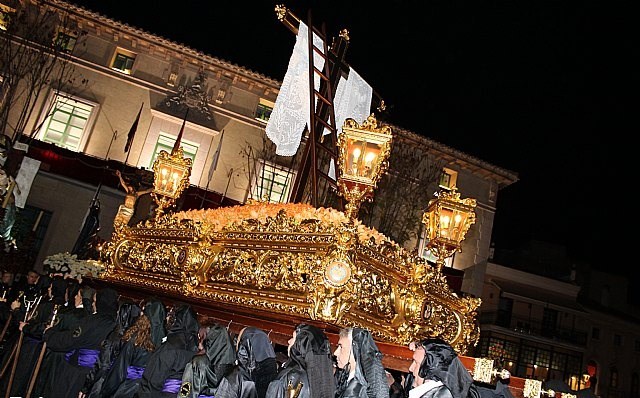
[1,1,517,275]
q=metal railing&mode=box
[479,311,588,346]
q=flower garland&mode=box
[43,252,106,280]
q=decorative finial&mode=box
[339,28,350,42]
[275,5,287,21]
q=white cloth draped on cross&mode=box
[266,20,373,167]
[266,22,325,156]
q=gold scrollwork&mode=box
[98,201,480,352]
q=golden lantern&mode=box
[422,187,476,272]
[151,147,192,219]
[337,114,392,220]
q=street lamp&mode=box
[151,147,192,219]
[337,114,392,220]
[421,187,476,272]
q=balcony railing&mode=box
[479,310,588,346]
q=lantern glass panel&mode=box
[439,207,454,238]
[345,138,382,179]
[155,163,186,197]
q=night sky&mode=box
[67,1,633,277]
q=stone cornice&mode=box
[391,124,519,188]
[44,0,281,92]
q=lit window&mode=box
[255,99,274,122]
[251,162,293,203]
[0,4,14,31]
[167,72,178,86]
[215,88,226,104]
[150,133,199,168]
[439,168,458,190]
[55,31,77,53]
[111,49,136,74]
[39,95,94,152]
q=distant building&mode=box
[469,242,640,398]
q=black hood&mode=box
[204,324,236,365]
[236,327,275,372]
[49,276,67,305]
[143,297,167,347]
[288,324,331,370]
[168,303,199,348]
[116,300,142,335]
[95,288,119,318]
[66,279,80,307]
[418,338,474,398]
[288,324,336,398]
[348,328,388,398]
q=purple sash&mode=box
[64,349,76,362]
[162,378,182,393]
[199,395,214,398]
[65,348,100,367]
[126,365,145,379]
[26,336,43,344]
[77,348,100,367]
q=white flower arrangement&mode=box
[43,252,106,281]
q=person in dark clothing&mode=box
[266,323,335,398]
[403,373,415,398]
[81,299,142,397]
[137,302,199,398]
[0,271,14,348]
[98,298,165,398]
[179,322,236,398]
[0,275,63,396]
[81,284,96,315]
[142,297,166,348]
[407,338,476,398]
[334,327,389,398]
[0,270,13,302]
[0,270,42,376]
[33,278,89,397]
[387,371,404,398]
[216,326,277,398]
[43,287,119,398]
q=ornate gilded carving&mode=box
[99,201,480,353]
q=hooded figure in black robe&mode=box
[408,338,479,398]
[43,287,119,398]
[266,323,336,398]
[98,298,166,398]
[179,323,236,398]
[1,276,65,396]
[33,277,88,397]
[216,326,277,398]
[81,299,142,397]
[137,302,199,398]
[334,328,389,398]
[142,297,167,348]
